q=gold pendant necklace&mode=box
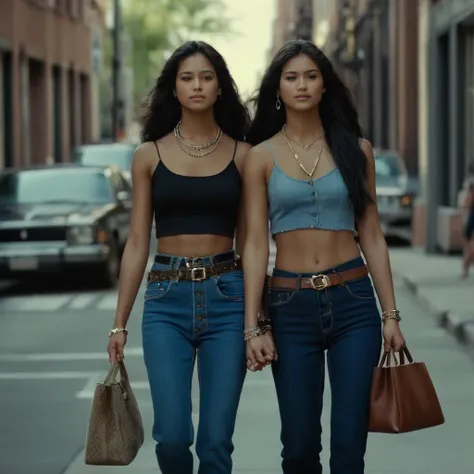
[283,125,324,150]
[282,126,325,178]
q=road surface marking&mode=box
[0,295,72,312]
[68,293,101,310]
[0,371,101,380]
[0,347,143,362]
[97,293,118,310]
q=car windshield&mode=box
[0,168,113,205]
[375,154,404,184]
[73,145,134,170]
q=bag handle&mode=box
[378,347,414,367]
[103,361,129,386]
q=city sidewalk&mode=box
[389,247,474,350]
[62,247,474,474]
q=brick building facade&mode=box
[0,0,105,169]
[325,0,420,176]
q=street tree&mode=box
[122,0,232,104]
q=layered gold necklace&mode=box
[282,125,325,178]
[174,121,222,158]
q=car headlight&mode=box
[400,195,413,207]
[67,226,95,245]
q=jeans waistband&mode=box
[154,249,237,269]
[272,256,366,278]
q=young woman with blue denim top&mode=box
[242,40,407,474]
[106,41,261,474]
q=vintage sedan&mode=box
[72,142,136,184]
[374,149,418,241]
[0,164,132,287]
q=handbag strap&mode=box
[103,361,129,386]
[378,347,414,367]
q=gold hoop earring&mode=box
[276,97,281,110]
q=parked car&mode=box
[374,149,418,240]
[0,164,132,287]
[72,142,136,184]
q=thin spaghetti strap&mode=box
[263,140,276,162]
[153,141,161,159]
[231,140,238,160]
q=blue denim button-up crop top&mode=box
[265,141,355,236]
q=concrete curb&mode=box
[395,273,474,350]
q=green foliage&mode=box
[122,0,233,105]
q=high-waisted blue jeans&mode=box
[142,250,246,474]
[268,256,382,474]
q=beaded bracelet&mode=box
[244,326,261,342]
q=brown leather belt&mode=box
[268,264,369,291]
[148,258,241,283]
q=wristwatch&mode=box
[109,327,128,337]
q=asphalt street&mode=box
[0,245,473,474]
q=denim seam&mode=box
[144,280,174,301]
[319,288,333,338]
[343,280,376,301]
[267,289,297,308]
[213,274,244,302]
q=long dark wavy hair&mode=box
[140,41,251,143]
[247,40,372,219]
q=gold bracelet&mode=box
[381,309,401,322]
[109,327,128,337]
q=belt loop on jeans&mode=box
[295,274,302,292]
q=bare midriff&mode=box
[273,228,361,273]
[156,234,234,257]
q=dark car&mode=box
[374,149,418,241]
[0,164,132,287]
[72,142,136,184]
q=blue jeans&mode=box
[142,250,246,474]
[268,257,382,474]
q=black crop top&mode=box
[151,141,242,238]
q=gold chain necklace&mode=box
[282,125,323,150]
[175,121,221,150]
[174,123,222,158]
[282,126,325,178]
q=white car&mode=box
[374,149,418,241]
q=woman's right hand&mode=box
[107,332,127,363]
[246,332,277,372]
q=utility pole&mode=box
[112,0,122,141]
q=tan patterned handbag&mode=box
[84,361,144,465]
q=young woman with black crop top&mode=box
[106,41,266,474]
[242,40,407,474]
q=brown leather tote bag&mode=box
[368,347,445,433]
[84,361,144,465]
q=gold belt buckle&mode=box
[310,274,330,290]
[191,267,207,281]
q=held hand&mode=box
[107,332,127,363]
[246,332,277,372]
[261,331,278,362]
[383,320,405,353]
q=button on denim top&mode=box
[265,141,355,236]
